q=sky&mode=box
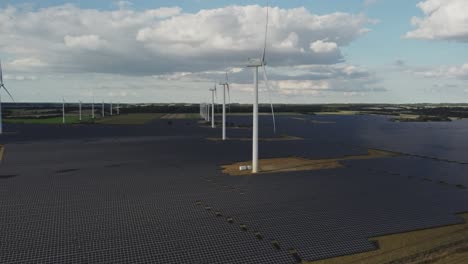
[0,0,467,104]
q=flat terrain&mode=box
[5,115,93,124]
[0,113,467,263]
[94,113,164,124]
[6,113,165,125]
[309,213,468,264]
[222,149,399,176]
[161,113,200,119]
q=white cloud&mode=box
[4,74,38,81]
[9,58,46,67]
[275,32,299,49]
[405,0,468,42]
[0,4,372,77]
[310,40,338,53]
[410,64,468,79]
[269,63,372,80]
[0,3,382,102]
[136,5,371,60]
[144,7,182,19]
[274,80,329,95]
[64,35,108,50]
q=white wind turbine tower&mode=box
[62,98,66,124]
[110,102,113,116]
[202,103,208,121]
[92,97,95,119]
[200,103,206,120]
[79,100,82,121]
[209,85,217,128]
[246,0,276,173]
[0,60,15,135]
[219,71,231,140]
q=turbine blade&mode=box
[1,84,15,102]
[225,71,229,83]
[227,84,231,113]
[261,0,269,63]
[0,59,3,84]
[262,65,276,134]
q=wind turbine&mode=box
[209,85,217,128]
[92,97,95,119]
[201,103,205,120]
[117,103,120,115]
[62,98,66,124]
[0,60,15,135]
[79,100,82,121]
[219,71,231,140]
[110,102,113,116]
[246,0,276,173]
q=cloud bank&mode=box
[405,0,468,42]
[0,3,380,101]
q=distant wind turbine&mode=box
[219,71,231,140]
[209,84,217,128]
[79,100,82,121]
[0,60,15,135]
[62,98,66,124]
[246,0,276,173]
[110,102,113,116]
[92,97,95,119]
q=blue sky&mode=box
[1,0,467,103]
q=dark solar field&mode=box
[1,114,467,263]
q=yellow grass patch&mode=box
[307,213,468,264]
[221,149,399,176]
[0,145,4,161]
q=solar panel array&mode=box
[1,114,467,263]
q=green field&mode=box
[5,115,94,125]
[5,113,165,125]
